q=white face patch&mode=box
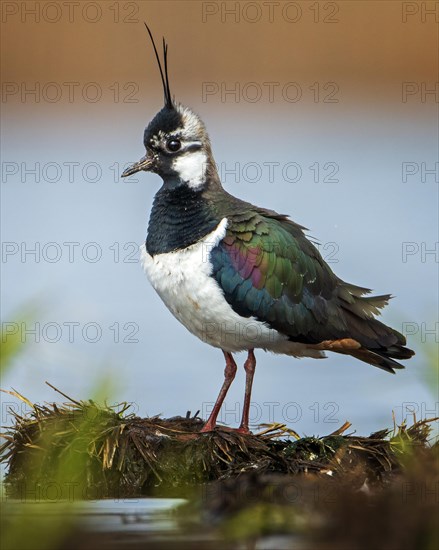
[172,150,207,188]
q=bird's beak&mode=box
[121,155,154,177]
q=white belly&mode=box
[141,218,324,358]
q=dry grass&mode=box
[1,384,438,549]
[1,384,437,503]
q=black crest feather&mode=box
[144,22,173,109]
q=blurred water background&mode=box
[1,0,437,436]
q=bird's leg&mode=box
[237,349,256,434]
[200,351,237,432]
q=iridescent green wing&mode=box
[210,209,347,343]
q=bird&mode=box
[122,25,414,434]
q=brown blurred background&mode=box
[2,0,437,102]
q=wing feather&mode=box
[209,208,412,365]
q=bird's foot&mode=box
[236,425,252,435]
[199,423,253,435]
[199,421,216,433]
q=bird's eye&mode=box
[166,139,181,152]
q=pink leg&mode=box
[237,350,256,434]
[200,351,237,432]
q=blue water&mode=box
[1,101,437,437]
[2,498,184,533]
[1,497,298,548]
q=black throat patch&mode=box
[146,184,221,256]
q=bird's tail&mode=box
[342,343,415,373]
[336,283,415,373]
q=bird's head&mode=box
[122,25,216,191]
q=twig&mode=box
[45,381,81,406]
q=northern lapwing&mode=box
[122,25,414,434]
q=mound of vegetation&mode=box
[1,384,437,550]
